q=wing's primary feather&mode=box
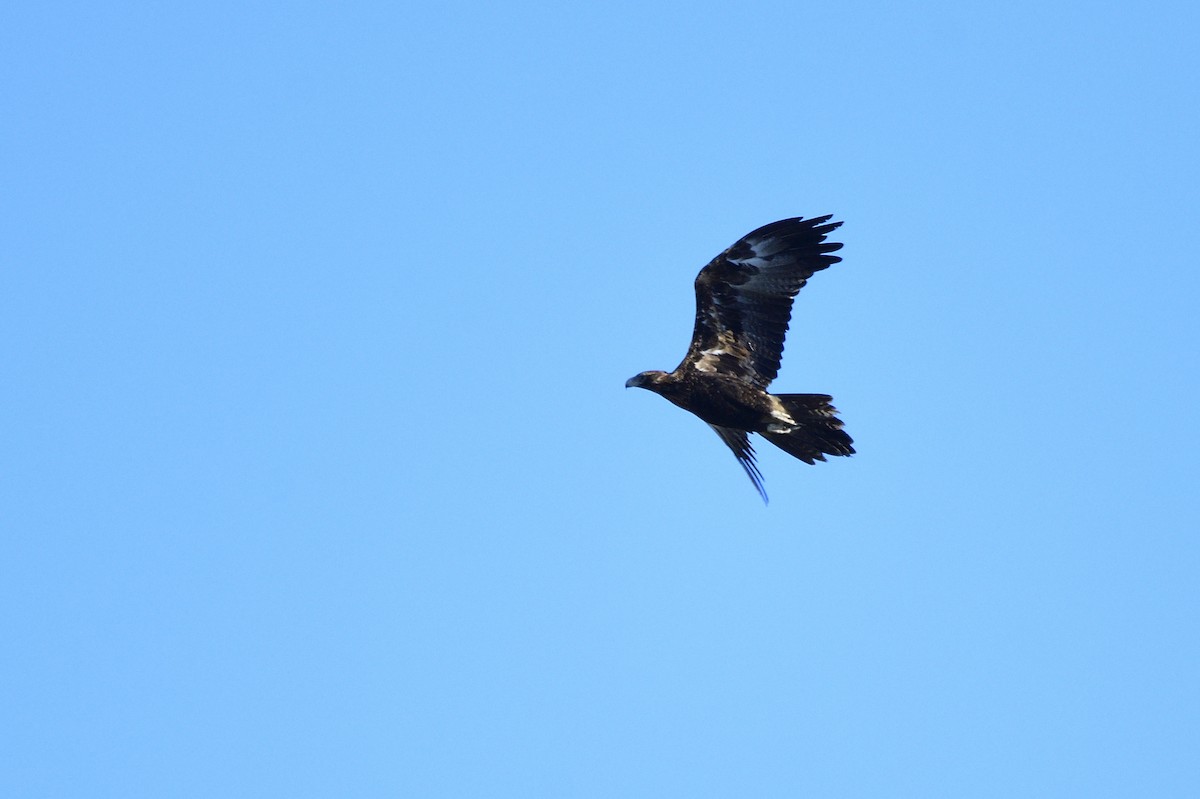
[680,216,843,388]
[708,424,768,505]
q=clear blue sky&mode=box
[4,1,1199,796]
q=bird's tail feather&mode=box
[761,394,855,464]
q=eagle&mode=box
[625,215,853,503]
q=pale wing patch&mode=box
[693,347,728,373]
[693,330,754,377]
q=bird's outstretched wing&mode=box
[679,216,843,388]
[709,424,768,504]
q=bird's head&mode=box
[625,370,668,391]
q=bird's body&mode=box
[629,370,784,430]
[626,216,853,503]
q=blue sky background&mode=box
[4,1,1199,796]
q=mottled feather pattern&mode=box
[682,216,843,388]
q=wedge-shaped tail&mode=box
[760,394,855,465]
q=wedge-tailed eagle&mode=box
[625,216,853,503]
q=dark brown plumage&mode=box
[625,216,854,503]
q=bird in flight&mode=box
[625,216,853,503]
